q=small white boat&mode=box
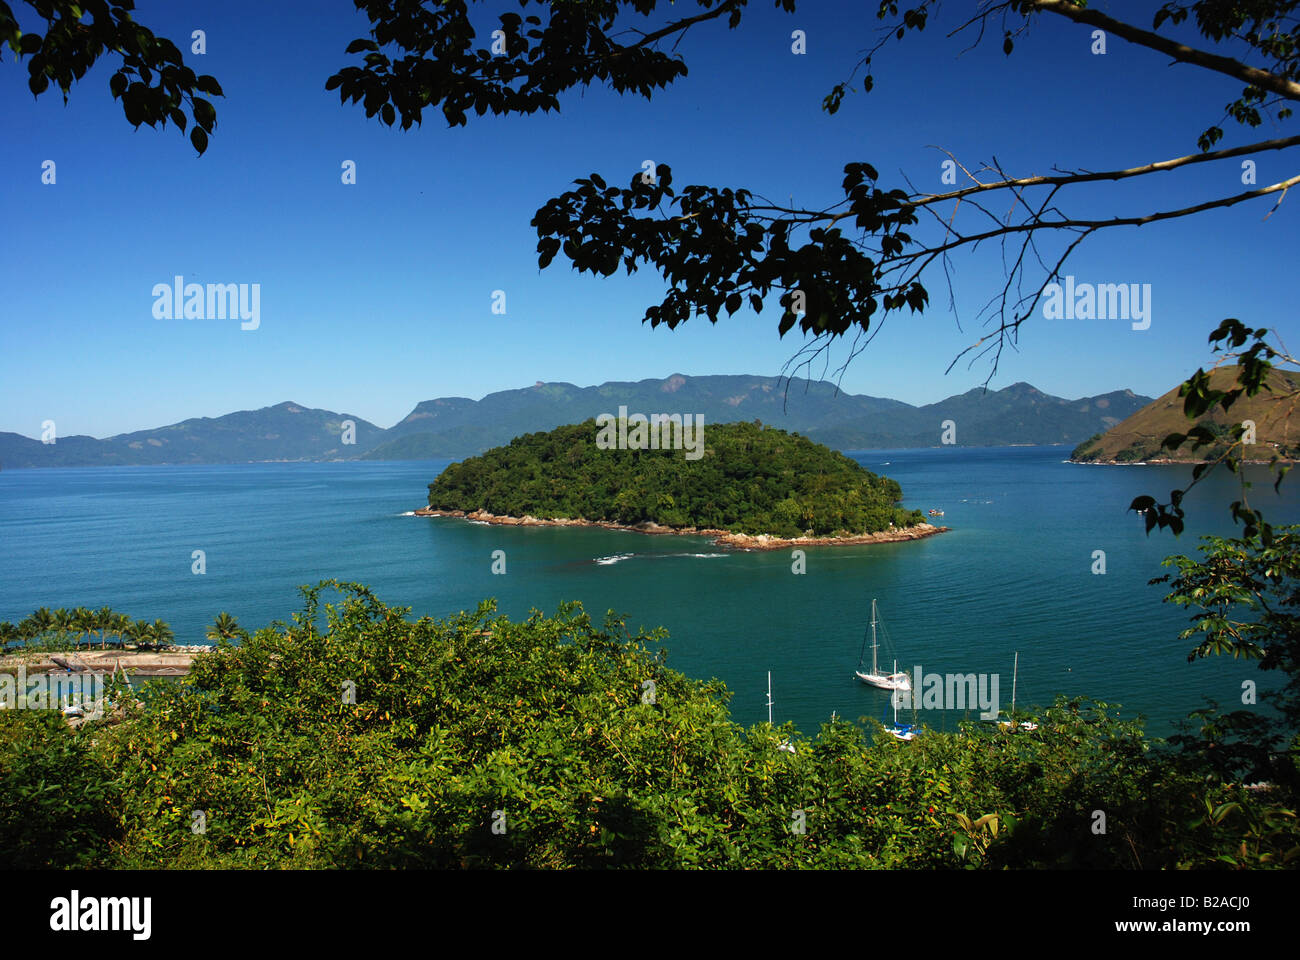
[886,672,920,741]
[854,599,911,691]
[890,723,919,741]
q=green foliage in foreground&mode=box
[1,581,1296,869]
[427,420,924,537]
[0,711,122,868]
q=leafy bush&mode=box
[2,581,1289,869]
[0,709,122,868]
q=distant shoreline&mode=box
[411,507,949,550]
[1070,456,1296,466]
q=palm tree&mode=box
[29,607,55,640]
[127,619,151,650]
[106,611,130,649]
[0,621,17,652]
[206,612,243,645]
[16,617,37,644]
[94,606,115,650]
[150,619,175,652]
[71,607,94,648]
[52,608,74,646]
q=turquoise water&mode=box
[1,447,1295,736]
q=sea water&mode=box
[1,446,1295,736]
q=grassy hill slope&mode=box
[1071,366,1298,463]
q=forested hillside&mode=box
[427,420,924,537]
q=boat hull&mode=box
[981,712,1039,731]
[854,670,911,692]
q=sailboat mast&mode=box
[871,599,879,675]
[767,671,773,726]
[1011,651,1019,714]
[893,659,899,724]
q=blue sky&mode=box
[2,0,1295,437]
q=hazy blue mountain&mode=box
[808,382,1145,449]
[0,402,384,468]
[0,377,1150,468]
[365,375,1147,460]
[369,374,911,458]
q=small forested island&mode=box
[418,420,945,548]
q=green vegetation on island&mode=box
[426,420,925,537]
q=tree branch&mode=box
[614,0,744,55]
[914,135,1300,208]
[910,173,1300,260]
[1032,0,1300,101]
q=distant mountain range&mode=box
[0,375,1150,468]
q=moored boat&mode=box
[854,599,911,691]
[886,674,920,741]
[994,651,1039,731]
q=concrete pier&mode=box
[0,648,206,677]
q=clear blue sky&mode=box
[2,0,1295,437]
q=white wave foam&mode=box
[593,553,635,565]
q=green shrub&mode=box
[0,710,122,868]
[1,581,1283,869]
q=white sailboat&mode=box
[997,651,1038,731]
[886,660,920,741]
[854,599,911,691]
[767,671,796,753]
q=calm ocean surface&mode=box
[2,446,1296,736]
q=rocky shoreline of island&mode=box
[410,507,949,550]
